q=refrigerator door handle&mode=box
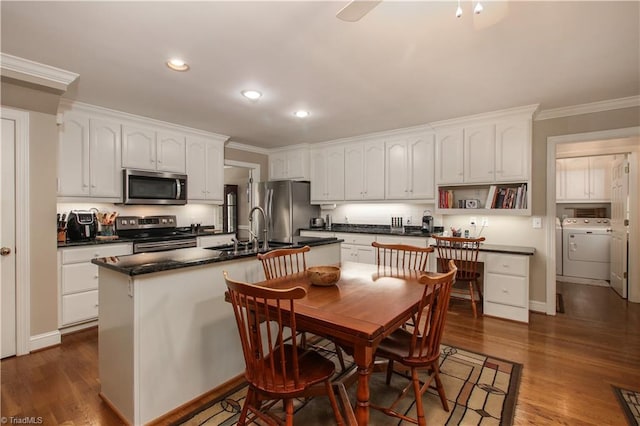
[267,188,273,234]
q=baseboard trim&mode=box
[557,275,610,287]
[59,320,98,335]
[529,300,547,313]
[29,330,61,352]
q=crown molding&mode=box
[535,96,640,121]
[0,53,78,92]
[225,141,270,155]
[430,104,540,129]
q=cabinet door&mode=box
[355,246,375,264]
[157,131,186,173]
[563,157,590,200]
[205,140,224,201]
[61,290,99,325]
[122,124,156,170]
[309,148,327,201]
[408,133,435,199]
[186,137,207,200]
[464,124,495,183]
[344,144,364,200]
[58,112,90,196]
[61,263,99,294]
[363,140,385,199]
[495,120,529,182]
[269,152,287,180]
[385,139,408,199]
[589,155,614,201]
[286,149,308,179]
[436,128,464,184]
[89,118,121,198]
[340,244,354,262]
[325,146,345,200]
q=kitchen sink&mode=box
[204,240,294,257]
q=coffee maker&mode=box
[421,210,434,234]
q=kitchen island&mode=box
[92,239,340,425]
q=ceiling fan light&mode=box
[474,1,483,14]
[166,58,189,72]
[241,90,262,100]
[294,110,309,118]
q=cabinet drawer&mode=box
[61,243,132,264]
[61,290,99,325]
[486,254,528,276]
[301,230,335,238]
[485,274,527,308]
[334,233,375,246]
[61,263,99,294]
[375,235,429,247]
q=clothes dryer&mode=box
[562,218,611,280]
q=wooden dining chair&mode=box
[257,246,346,371]
[372,241,434,271]
[371,260,458,426]
[223,272,345,426]
[432,235,485,318]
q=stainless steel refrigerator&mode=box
[256,181,320,243]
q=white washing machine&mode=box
[562,218,611,280]
[555,217,562,276]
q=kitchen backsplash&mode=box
[320,203,439,227]
[57,202,222,229]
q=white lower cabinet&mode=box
[335,233,376,264]
[58,243,132,328]
[197,234,234,247]
[483,253,529,323]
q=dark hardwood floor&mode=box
[2,281,639,425]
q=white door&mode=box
[610,155,629,298]
[1,117,17,358]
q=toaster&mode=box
[310,217,325,228]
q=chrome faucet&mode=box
[231,237,239,255]
[248,206,269,251]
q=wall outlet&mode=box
[532,217,543,229]
[481,217,489,226]
[469,217,477,226]
[405,216,412,225]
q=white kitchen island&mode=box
[94,241,340,425]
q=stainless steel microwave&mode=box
[123,169,187,205]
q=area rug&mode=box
[613,385,640,425]
[174,338,522,425]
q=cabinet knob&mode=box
[95,303,99,308]
[82,184,89,188]
[94,253,99,257]
[502,264,509,268]
[501,289,508,293]
[94,275,99,279]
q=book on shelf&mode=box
[489,183,528,209]
[485,185,497,209]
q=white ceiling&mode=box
[1,1,638,149]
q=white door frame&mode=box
[224,159,261,209]
[546,126,640,314]
[1,107,30,355]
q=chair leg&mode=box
[469,282,478,318]
[411,368,427,426]
[237,387,254,425]
[334,343,346,371]
[325,380,345,426]
[285,398,294,426]
[432,364,450,412]
[385,359,394,385]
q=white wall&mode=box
[321,203,439,228]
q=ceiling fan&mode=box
[336,0,382,22]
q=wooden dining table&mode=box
[255,260,437,426]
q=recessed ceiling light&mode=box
[166,58,190,72]
[241,90,262,100]
[294,110,310,118]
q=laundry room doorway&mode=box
[547,127,640,316]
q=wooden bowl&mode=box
[306,266,340,286]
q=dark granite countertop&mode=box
[92,237,342,276]
[472,244,535,256]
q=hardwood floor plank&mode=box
[1,282,638,425]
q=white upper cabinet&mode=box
[344,140,385,200]
[495,120,530,182]
[557,155,614,202]
[310,145,344,202]
[436,129,464,184]
[58,112,121,199]
[186,136,224,203]
[463,124,495,183]
[385,132,435,200]
[269,148,309,180]
[122,125,186,173]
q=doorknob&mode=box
[1,247,11,256]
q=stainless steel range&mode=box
[116,215,197,253]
